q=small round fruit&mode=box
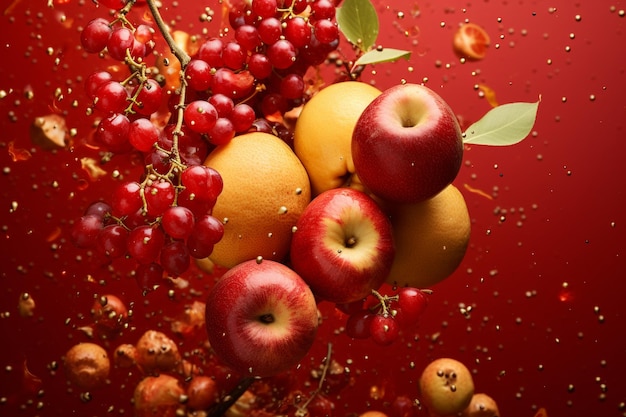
[294,81,381,195]
[453,23,490,61]
[386,185,470,288]
[419,358,474,417]
[352,83,464,204]
[461,393,501,417]
[133,374,185,417]
[203,132,311,268]
[205,259,319,378]
[369,313,399,346]
[64,342,110,389]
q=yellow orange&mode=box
[385,184,470,288]
[293,81,381,196]
[204,132,311,268]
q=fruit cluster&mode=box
[72,0,351,288]
[71,165,224,290]
[342,287,430,346]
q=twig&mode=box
[145,0,191,68]
[295,343,333,417]
[207,376,257,417]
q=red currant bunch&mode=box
[71,165,224,292]
[342,287,431,346]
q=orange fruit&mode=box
[419,358,475,416]
[385,184,470,288]
[204,132,311,268]
[294,81,381,196]
[453,22,490,60]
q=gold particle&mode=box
[278,206,288,214]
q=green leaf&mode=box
[353,48,411,67]
[463,99,541,146]
[336,0,379,52]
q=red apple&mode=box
[352,83,464,204]
[205,259,319,378]
[289,187,395,304]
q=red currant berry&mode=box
[345,310,373,339]
[84,201,112,220]
[71,215,104,249]
[181,165,219,201]
[145,181,176,217]
[251,0,277,19]
[248,53,273,79]
[161,206,195,239]
[81,18,112,53]
[211,68,255,99]
[266,39,297,69]
[127,225,165,264]
[128,118,159,152]
[208,118,236,145]
[94,80,129,114]
[257,17,282,45]
[193,214,225,245]
[235,24,262,51]
[311,0,335,20]
[185,59,213,92]
[222,41,246,70]
[395,287,429,327]
[85,71,113,100]
[369,314,399,346]
[107,26,134,61]
[160,240,191,276]
[94,113,132,153]
[96,224,129,259]
[284,16,311,48]
[131,79,163,116]
[184,100,218,134]
[230,103,256,132]
[111,181,143,217]
[197,38,224,68]
[207,94,234,118]
[135,262,164,293]
[280,73,305,100]
[314,19,339,44]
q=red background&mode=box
[1,0,624,416]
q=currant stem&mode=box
[207,376,257,417]
[145,0,191,68]
[296,343,333,417]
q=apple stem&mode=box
[207,376,257,417]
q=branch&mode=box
[207,376,257,417]
[145,0,191,68]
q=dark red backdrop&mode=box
[1,1,624,416]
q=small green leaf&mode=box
[336,0,379,52]
[463,99,540,146]
[353,48,411,67]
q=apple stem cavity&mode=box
[207,376,257,417]
[258,313,275,324]
[345,236,357,248]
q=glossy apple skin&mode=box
[352,83,464,204]
[289,188,395,304]
[205,259,319,378]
